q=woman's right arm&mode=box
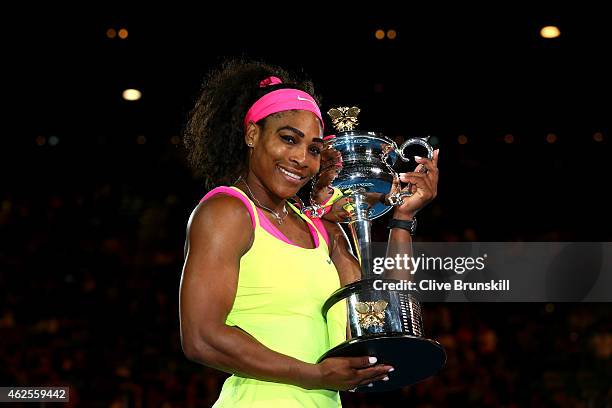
[179,195,392,390]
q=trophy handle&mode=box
[397,136,435,162]
[382,136,435,204]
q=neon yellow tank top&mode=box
[210,187,347,408]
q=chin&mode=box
[274,182,304,199]
[273,166,309,196]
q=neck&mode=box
[241,173,286,212]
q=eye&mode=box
[280,135,296,144]
[309,146,322,156]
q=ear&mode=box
[244,121,260,148]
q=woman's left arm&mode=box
[385,149,439,279]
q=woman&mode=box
[179,59,439,407]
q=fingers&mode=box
[414,153,439,175]
[360,372,391,386]
[315,170,337,189]
[331,197,352,222]
[398,148,440,192]
[313,149,342,198]
[407,149,439,198]
[354,364,395,385]
[319,356,395,391]
[399,172,433,191]
[389,173,401,195]
[322,201,351,223]
[344,356,394,386]
[320,146,342,168]
[399,172,436,199]
[346,356,379,369]
[349,372,391,391]
[317,154,342,183]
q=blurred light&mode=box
[504,134,514,144]
[118,28,129,39]
[136,135,146,144]
[122,89,141,101]
[545,303,555,313]
[387,29,397,40]
[170,135,181,145]
[375,30,385,40]
[458,134,468,145]
[464,228,477,241]
[106,28,117,39]
[546,133,557,143]
[593,132,603,142]
[35,135,46,146]
[48,136,59,146]
[540,26,560,39]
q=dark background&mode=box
[1,5,610,407]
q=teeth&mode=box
[279,167,301,180]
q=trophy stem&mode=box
[347,191,374,279]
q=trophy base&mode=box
[318,334,446,392]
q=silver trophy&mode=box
[314,107,446,392]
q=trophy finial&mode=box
[327,106,360,132]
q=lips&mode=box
[277,165,306,184]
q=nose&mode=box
[288,145,309,168]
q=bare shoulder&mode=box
[187,193,254,256]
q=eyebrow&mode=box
[277,126,324,144]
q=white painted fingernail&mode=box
[383,376,389,381]
[388,367,395,372]
[414,155,423,160]
[368,383,373,387]
[368,357,377,364]
[399,173,406,177]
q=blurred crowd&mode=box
[0,144,610,407]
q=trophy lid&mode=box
[327,106,361,132]
[327,106,393,143]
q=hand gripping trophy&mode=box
[309,107,446,392]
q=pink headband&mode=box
[243,77,324,130]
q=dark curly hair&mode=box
[183,58,321,190]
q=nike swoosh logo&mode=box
[297,96,317,106]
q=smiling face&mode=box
[245,110,324,200]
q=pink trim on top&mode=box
[309,216,330,249]
[259,205,320,249]
[201,187,256,229]
[200,187,329,250]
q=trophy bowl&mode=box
[327,130,398,220]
